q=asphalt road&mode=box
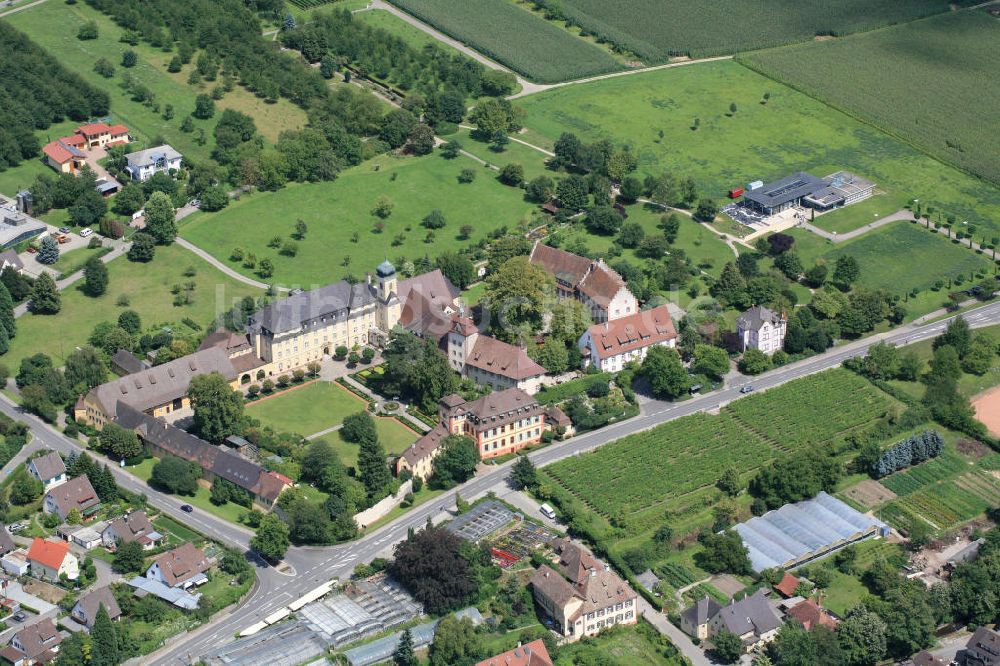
[6,301,1000,665]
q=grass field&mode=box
[356,8,451,51]
[742,10,1000,187]
[180,151,537,285]
[385,0,622,83]
[546,0,962,61]
[517,60,1000,236]
[5,244,262,369]
[246,381,369,436]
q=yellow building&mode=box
[248,261,400,375]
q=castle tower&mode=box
[446,311,478,373]
[375,259,400,332]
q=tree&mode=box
[498,163,524,187]
[421,209,446,230]
[556,175,588,210]
[837,605,887,666]
[717,466,742,496]
[695,198,718,221]
[99,422,142,460]
[150,455,200,495]
[10,472,42,505]
[511,456,538,491]
[695,529,752,574]
[486,236,532,273]
[143,192,177,245]
[127,232,156,262]
[89,604,120,666]
[117,310,141,336]
[358,432,392,498]
[641,346,689,399]
[713,630,743,664]
[189,372,244,442]
[37,236,59,265]
[962,334,997,375]
[431,435,479,489]
[382,330,459,412]
[525,175,554,203]
[389,526,478,614]
[393,627,418,666]
[77,20,98,40]
[804,263,828,287]
[110,538,145,573]
[83,256,109,297]
[857,342,899,380]
[94,57,115,78]
[874,581,936,659]
[484,256,553,341]
[458,168,476,183]
[341,410,377,444]
[584,206,624,235]
[934,316,971,358]
[193,94,215,119]
[29,273,61,314]
[750,451,841,509]
[470,97,521,136]
[113,182,146,216]
[436,252,475,290]
[774,252,803,280]
[711,262,749,308]
[833,255,860,289]
[121,49,137,68]
[405,122,435,156]
[251,513,290,562]
[440,140,461,159]
[739,349,771,375]
[693,344,729,380]
[372,195,394,219]
[617,222,646,248]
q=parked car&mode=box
[539,503,556,520]
[57,227,70,234]
[11,612,26,622]
[7,523,25,533]
[79,228,93,238]
[180,504,193,513]
[740,385,754,394]
[188,199,201,208]
[25,246,36,254]
[55,234,69,244]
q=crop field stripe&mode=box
[385,0,623,83]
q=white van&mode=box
[539,503,556,520]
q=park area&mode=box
[180,151,537,285]
[516,60,1000,237]
[245,381,418,468]
[742,10,1000,187]
[4,244,262,369]
[542,0,962,61]
[385,0,622,82]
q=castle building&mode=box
[446,313,546,393]
[528,242,637,323]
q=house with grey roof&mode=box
[43,475,100,521]
[681,589,781,651]
[736,305,786,354]
[124,144,182,181]
[102,510,163,551]
[959,626,1000,666]
[0,526,15,557]
[680,596,722,640]
[71,586,122,628]
[27,452,66,490]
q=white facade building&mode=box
[736,305,786,354]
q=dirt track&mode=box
[971,385,1000,437]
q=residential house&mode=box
[71,586,122,629]
[578,304,677,372]
[124,144,183,181]
[736,305,787,355]
[146,543,210,590]
[1,550,29,577]
[475,639,553,666]
[395,423,449,480]
[42,475,100,522]
[75,123,130,149]
[102,510,163,550]
[446,314,547,393]
[959,626,1000,666]
[6,619,62,665]
[680,596,722,640]
[529,242,638,323]
[0,248,24,274]
[785,598,838,631]
[27,452,66,490]
[27,538,78,581]
[0,527,15,557]
[41,139,87,174]
[699,589,782,652]
[529,539,637,642]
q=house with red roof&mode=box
[476,639,553,666]
[577,304,677,372]
[41,140,86,174]
[445,313,546,393]
[26,538,78,581]
[785,598,839,631]
[773,571,800,598]
[529,242,638,323]
[74,123,129,149]
[42,123,130,174]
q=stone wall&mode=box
[353,480,412,529]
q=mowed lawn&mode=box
[246,381,369,436]
[516,60,1000,236]
[181,152,537,285]
[6,244,263,369]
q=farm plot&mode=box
[546,0,962,61]
[878,470,1000,532]
[878,451,969,496]
[726,369,893,452]
[385,0,622,82]
[545,411,772,518]
[742,11,1000,187]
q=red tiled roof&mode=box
[61,134,87,148]
[476,639,553,666]
[27,538,70,570]
[577,261,628,307]
[529,242,592,290]
[466,336,545,381]
[786,598,838,631]
[108,124,129,136]
[584,305,677,360]
[42,140,77,164]
[76,123,111,137]
[399,424,449,467]
[774,571,799,597]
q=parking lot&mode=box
[18,227,102,278]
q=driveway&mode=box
[84,145,121,191]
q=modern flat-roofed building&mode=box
[742,172,826,216]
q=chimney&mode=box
[604,321,609,333]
